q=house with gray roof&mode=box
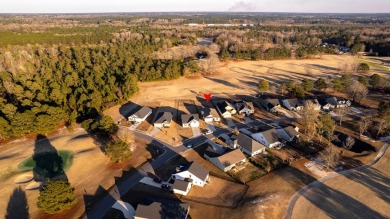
[259,98,281,112]
[172,180,192,196]
[181,114,200,128]
[216,101,237,118]
[251,128,284,148]
[154,112,173,128]
[234,101,255,115]
[204,148,247,172]
[128,106,152,122]
[201,107,221,123]
[277,126,300,142]
[134,201,190,219]
[281,98,304,111]
[172,162,209,187]
[237,133,266,156]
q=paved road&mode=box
[284,142,390,219]
[86,127,232,219]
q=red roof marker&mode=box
[204,93,212,102]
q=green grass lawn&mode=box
[18,150,74,172]
[357,58,389,71]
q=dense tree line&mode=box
[0,38,184,140]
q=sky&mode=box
[0,0,389,13]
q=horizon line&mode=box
[1,11,390,15]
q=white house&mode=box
[327,97,351,108]
[216,101,237,118]
[235,101,255,115]
[251,128,283,148]
[204,149,247,172]
[260,99,281,112]
[281,99,304,111]
[172,162,209,187]
[181,114,200,128]
[201,107,220,123]
[154,112,173,128]
[172,180,192,196]
[277,126,300,142]
[237,133,266,156]
[128,106,152,122]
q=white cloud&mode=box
[228,1,260,12]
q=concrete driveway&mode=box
[191,126,201,137]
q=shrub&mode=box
[37,180,77,214]
[105,140,132,163]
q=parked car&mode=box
[153,178,162,183]
[205,130,213,135]
[186,144,193,148]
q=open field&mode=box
[290,145,390,219]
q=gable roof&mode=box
[216,149,246,167]
[134,106,152,118]
[261,128,280,144]
[181,114,199,124]
[326,97,338,105]
[180,162,209,181]
[155,112,173,124]
[202,107,219,118]
[238,133,266,153]
[135,201,190,219]
[283,126,299,138]
[284,98,303,108]
[173,180,191,192]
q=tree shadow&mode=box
[33,134,67,182]
[5,186,29,219]
[282,165,387,219]
[344,165,390,204]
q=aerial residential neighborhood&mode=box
[0,4,389,219]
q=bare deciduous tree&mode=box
[300,101,320,139]
[358,116,372,138]
[321,146,341,169]
[346,80,368,103]
[199,56,219,75]
[343,136,355,150]
[336,107,349,126]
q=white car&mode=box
[205,130,213,135]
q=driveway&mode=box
[148,127,161,136]
[226,118,236,127]
[206,122,216,132]
[191,126,201,137]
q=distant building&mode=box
[128,106,152,122]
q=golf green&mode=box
[18,150,74,172]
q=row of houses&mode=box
[215,100,255,118]
[203,125,300,172]
[257,96,351,112]
[128,106,203,128]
